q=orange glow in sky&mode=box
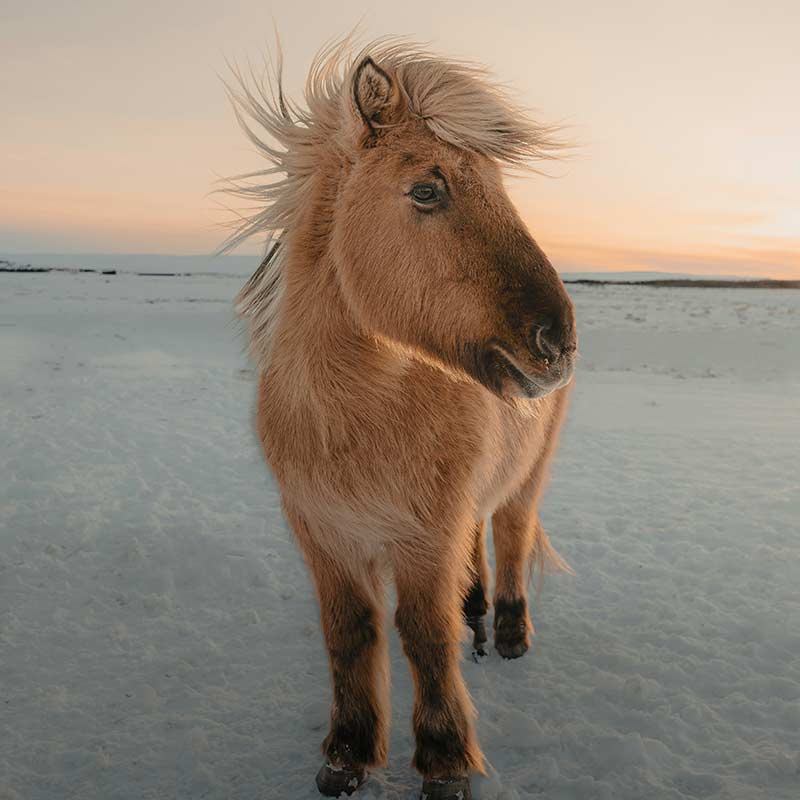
[2,1,798,277]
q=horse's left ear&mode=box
[351,57,401,138]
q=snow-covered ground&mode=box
[1,270,798,800]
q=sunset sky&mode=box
[2,0,798,277]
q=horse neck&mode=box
[273,254,404,444]
[283,248,364,360]
[272,167,395,403]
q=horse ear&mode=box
[352,57,400,136]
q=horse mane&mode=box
[221,36,565,366]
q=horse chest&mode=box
[472,401,546,518]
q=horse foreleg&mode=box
[394,540,483,799]
[289,516,389,796]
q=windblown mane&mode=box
[221,37,564,367]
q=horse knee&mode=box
[325,599,378,665]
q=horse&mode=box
[224,38,577,800]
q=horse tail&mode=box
[530,518,573,599]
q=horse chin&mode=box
[483,344,571,400]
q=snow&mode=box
[1,270,798,799]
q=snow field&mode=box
[1,272,798,799]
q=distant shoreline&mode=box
[2,260,798,289]
[563,278,800,289]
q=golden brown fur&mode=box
[228,38,577,796]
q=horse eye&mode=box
[410,184,439,205]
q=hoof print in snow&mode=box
[420,775,472,800]
[315,760,366,797]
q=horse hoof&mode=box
[495,636,529,659]
[315,760,366,797]
[420,776,472,799]
[494,609,529,659]
[471,646,487,663]
[466,615,487,653]
[494,625,529,659]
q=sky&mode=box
[2,0,798,277]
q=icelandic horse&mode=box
[225,38,577,800]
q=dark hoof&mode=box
[466,614,487,657]
[315,760,366,797]
[470,647,487,663]
[420,776,472,800]
[495,635,529,659]
[494,608,529,660]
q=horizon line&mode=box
[0,251,784,281]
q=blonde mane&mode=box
[221,37,564,366]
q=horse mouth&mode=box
[484,343,572,399]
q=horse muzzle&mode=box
[486,341,575,399]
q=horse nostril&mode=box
[529,319,559,362]
[529,313,575,364]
